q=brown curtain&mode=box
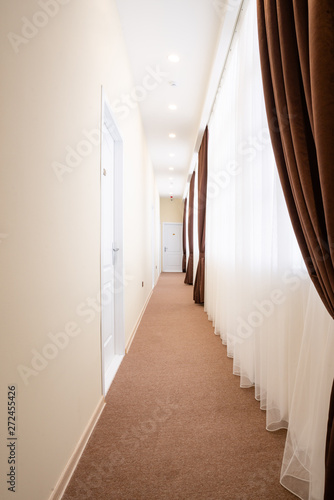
[184,173,195,285]
[256,1,334,497]
[182,198,187,272]
[193,127,208,304]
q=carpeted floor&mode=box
[62,273,295,500]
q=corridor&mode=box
[63,273,294,500]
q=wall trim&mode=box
[49,396,105,500]
[126,289,153,353]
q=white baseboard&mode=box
[125,289,153,353]
[49,396,105,500]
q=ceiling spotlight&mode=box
[169,153,175,157]
[168,104,177,110]
[168,167,174,171]
[169,80,177,87]
[169,133,176,138]
[168,54,180,63]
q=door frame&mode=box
[100,87,125,396]
[162,222,183,272]
[151,205,155,289]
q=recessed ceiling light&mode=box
[168,54,180,63]
[169,133,176,138]
[168,104,177,111]
[169,153,175,157]
[169,177,173,180]
[169,167,174,171]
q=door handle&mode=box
[112,246,119,265]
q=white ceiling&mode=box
[115,0,242,198]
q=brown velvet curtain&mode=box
[193,127,208,304]
[256,1,334,497]
[182,198,187,272]
[184,173,195,285]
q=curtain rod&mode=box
[207,0,246,125]
[183,0,246,200]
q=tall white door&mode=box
[100,88,125,396]
[151,206,155,289]
[163,222,183,272]
[101,123,115,383]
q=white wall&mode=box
[0,1,159,499]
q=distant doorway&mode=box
[162,223,183,272]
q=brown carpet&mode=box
[63,273,295,500]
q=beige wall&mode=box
[160,197,184,266]
[0,1,159,499]
[160,197,184,224]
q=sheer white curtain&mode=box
[185,195,189,265]
[193,160,199,281]
[205,0,334,498]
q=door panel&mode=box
[100,89,125,397]
[163,223,183,272]
[101,124,115,379]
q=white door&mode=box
[101,123,115,381]
[151,206,155,289]
[101,88,125,396]
[163,223,183,272]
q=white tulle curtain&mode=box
[193,160,199,281]
[205,0,334,498]
[185,195,189,266]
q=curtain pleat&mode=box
[193,127,208,304]
[184,173,195,285]
[325,381,334,498]
[256,1,334,497]
[182,198,187,272]
[257,0,334,317]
